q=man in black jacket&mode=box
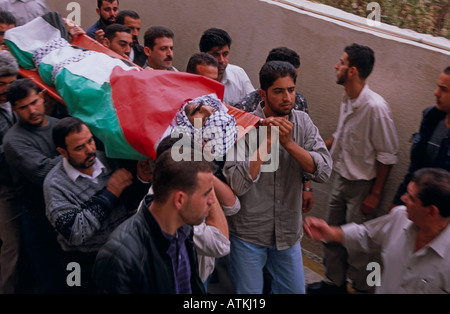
[93,149,215,293]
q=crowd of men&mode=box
[0,0,449,295]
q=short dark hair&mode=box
[0,10,16,26]
[344,43,375,80]
[259,61,297,91]
[186,52,219,74]
[152,149,214,204]
[443,66,450,75]
[6,78,39,107]
[97,0,118,9]
[411,168,450,218]
[0,50,19,77]
[53,117,86,150]
[144,26,174,50]
[104,23,130,41]
[115,10,140,24]
[199,28,232,53]
[266,47,300,69]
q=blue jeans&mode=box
[228,235,305,294]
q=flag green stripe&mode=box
[4,39,35,69]
[56,68,147,160]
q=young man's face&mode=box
[122,16,141,43]
[97,0,119,25]
[335,52,350,85]
[259,76,296,117]
[58,124,97,172]
[180,171,215,226]
[104,31,132,57]
[12,89,47,126]
[0,75,16,103]
[206,45,229,77]
[434,71,450,114]
[145,36,174,70]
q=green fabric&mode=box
[55,68,147,160]
[4,39,35,70]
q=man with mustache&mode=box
[3,78,66,293]
[86,0,119,43]
[391,66,450,208]
[115,10,146,67]
[43,116,151,293]
[143,25,178,71]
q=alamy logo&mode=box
[366,262,381,287]
[66,2,81,26]
[367,2,381,26]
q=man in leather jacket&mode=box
[93,149,215,293]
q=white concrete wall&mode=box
[46,0,450,215]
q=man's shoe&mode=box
[306,281,348,294]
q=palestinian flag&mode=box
[5,12,259,161]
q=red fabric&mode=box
[110,67,225,159]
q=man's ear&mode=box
[103,37,110,48]
[96,7,100,17]
[144,46,151,57]
[173,191,186,210]
[56,147,68,159]
[258,88,267,102]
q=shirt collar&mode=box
[405,219,450,258]
[63,156,105,183]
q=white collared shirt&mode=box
[63,157,106,184]
[221,64,255,106]
[330,84,399,181]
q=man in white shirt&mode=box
[304,167,450,294]
[199,28,254,106]
[307,43,399,294]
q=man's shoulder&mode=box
[86,20,101,38]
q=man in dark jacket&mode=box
[392,66,450,206]
[93,149,215,293]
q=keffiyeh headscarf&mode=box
[174,94,238,159]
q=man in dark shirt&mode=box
[4,78,66,293]
[93,149,214,293]
[86,0,119,43]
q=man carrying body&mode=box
[102,23,132,59]
[115,10,146,67]
[223,61,332,293]
[86,0,119,43]
[4,78,65,293]
[93,149,214,293]
[143,25,177,71]
[44,116,150,293]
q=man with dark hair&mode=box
[115,10,146,67]
[0,50,21,293]
[102,23,132,58]
[304,167,450,294]
[186,52,219,81]
[392,66,450,207]
[86,0,119,42]
[43,116,149,293]
[143,25,177,71]
[199,27,254,105]
[0,10,16,50]
[223,61,332,294]
[3,78,66,293]
[307,43,399,294]
[93,149,214,293]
